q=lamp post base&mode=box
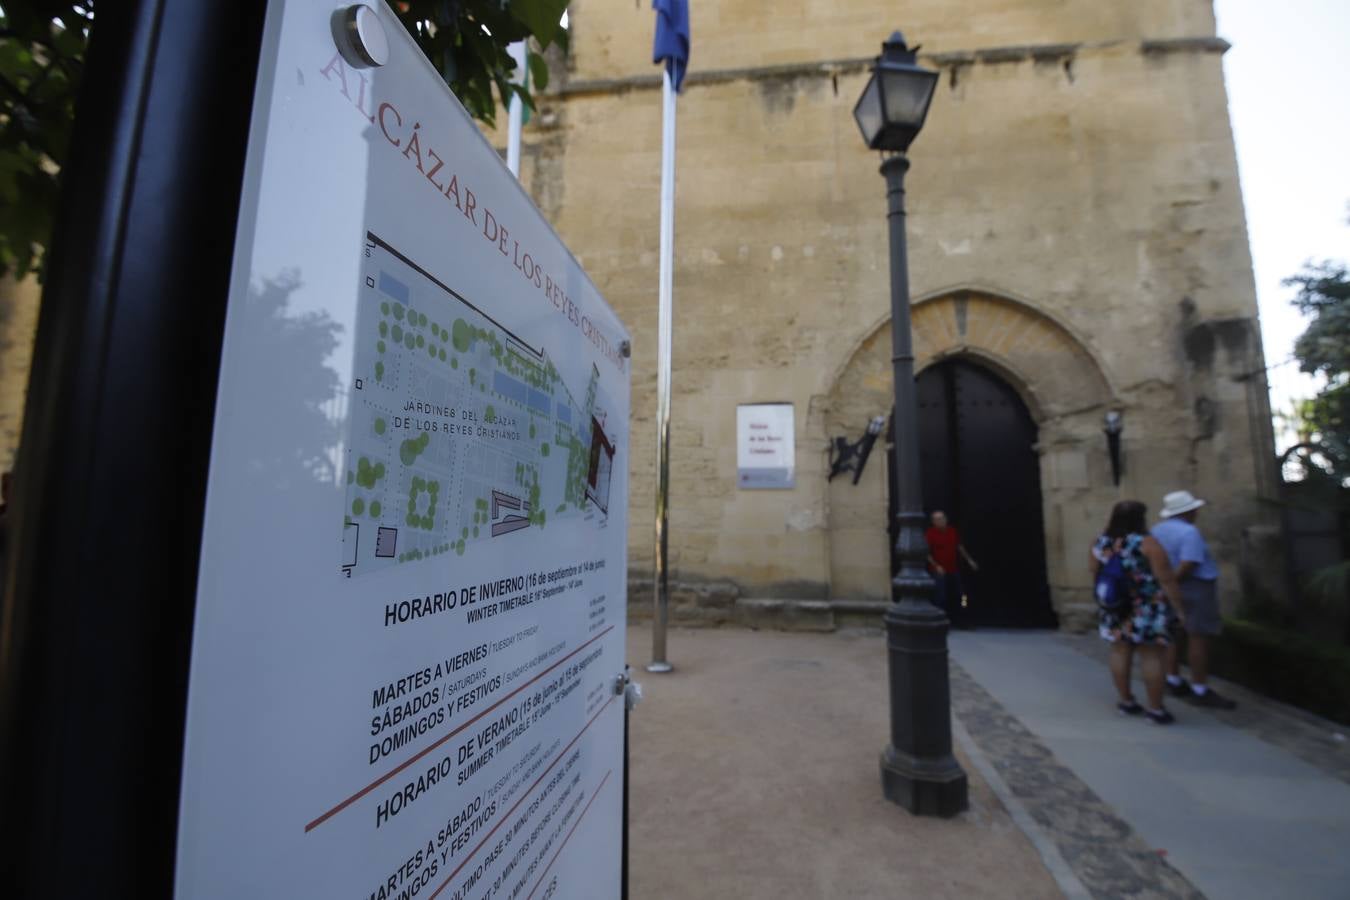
[879,598,969,817]
[880,744,968,817]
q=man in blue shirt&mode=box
[1153,490,1236,709]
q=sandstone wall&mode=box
[0,2,1278,630]
[0,276,41,474]
[509,0,1277,627]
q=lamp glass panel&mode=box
[853,75,883,146]
[880,67,937,128]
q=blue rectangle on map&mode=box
[493,370,528,405]
[379,271,409,304]
[556,404,571,424]
[528,388,551,415]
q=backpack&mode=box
[1094,548,1134,614]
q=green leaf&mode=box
[439,50,458,85]
[392,1,570,125]
[0,1,92,280]
[527,49,549,93]
[506,0,570,49]
[0,0,578,279]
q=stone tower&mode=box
[0,1,1279,631]
[508,0,1279,630]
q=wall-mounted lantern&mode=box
[828,415,887,484]
[1104,410,1124,486]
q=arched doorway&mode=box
[825,288,1118,626]
[888,358,1056,627]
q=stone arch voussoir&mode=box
[825,288,1115,437]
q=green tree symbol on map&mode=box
[399,431,431,467]
[452,319,473,352]
[356,457,385,488]
[407,476,426,527]
[425,480,440,530]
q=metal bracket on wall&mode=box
[828,415,888,484]
[1104,410,1124,486]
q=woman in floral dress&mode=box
[1089,501,1186,724]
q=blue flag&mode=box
[652,0,691,92]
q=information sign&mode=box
[173,4,630,898]
[736,403,795,488]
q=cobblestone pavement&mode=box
[626,625,1350,898]
[951,629,1350,900]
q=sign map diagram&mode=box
[341,233,616,576]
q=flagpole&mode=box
[648,66,676,674]
[506,41,526,177]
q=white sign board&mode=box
[174,3,630,898]
[736,403,795,488]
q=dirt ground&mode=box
[624,626,1062,899]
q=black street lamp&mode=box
[854,31,968,817]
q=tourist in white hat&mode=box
[1153,490,1236,709]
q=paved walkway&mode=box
[949,630,1350,900]
[626,625,1350,899]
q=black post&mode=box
[878,154,969,817]
[622,668,630,900]
[0,0,267,895]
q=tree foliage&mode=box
[393,0,567,126]
[1290,262,1350,379]
[1286,261,1350,480]
[0,1,92,281]
[0,0,565,280]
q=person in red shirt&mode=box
[925,510,979,621]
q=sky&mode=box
[1214,0,1350,448]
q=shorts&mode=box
[1180,578,1221,636]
